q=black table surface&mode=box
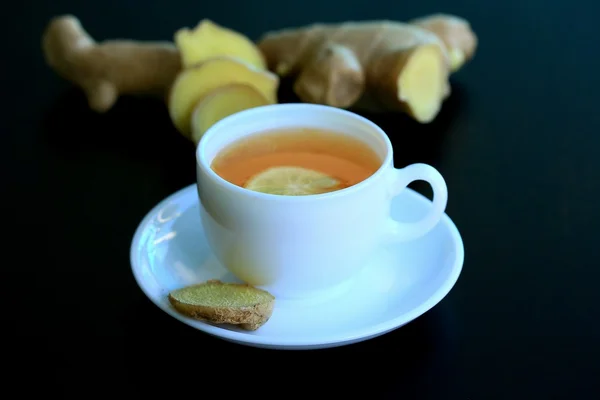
[5,0,600,398]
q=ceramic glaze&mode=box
[195,104,448,298]
[130,185,464,349]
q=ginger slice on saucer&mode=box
[168,280,275,331]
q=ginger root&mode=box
[170,21,273,139]
[168,57,278,136]
[293,43,365,109]
[191,84,269,145]
[42,15,181,113]
[409,14,477,73]
[257,14,477,123]
[175,19,266,70]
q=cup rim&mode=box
[196,103,393,202]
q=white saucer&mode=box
[130,184,464,350]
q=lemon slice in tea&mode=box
[244,166,341,196]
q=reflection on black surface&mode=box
[120,294,460,398]
[41,87,197,193]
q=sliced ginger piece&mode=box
[191,83,269,145]
[175,19,266,70]
[168,280,275,331]
[168,57,279,136]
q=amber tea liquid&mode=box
[211,127,382,191]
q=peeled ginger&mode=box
[168,57,279,136]
[175,19,266,70]
[168,280,275,330]
[191,83,269,144]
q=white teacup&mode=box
[196,104,448,299]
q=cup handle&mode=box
[384,163,448,242]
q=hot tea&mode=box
[211,127,382,195]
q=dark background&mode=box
[5,0,599,398]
